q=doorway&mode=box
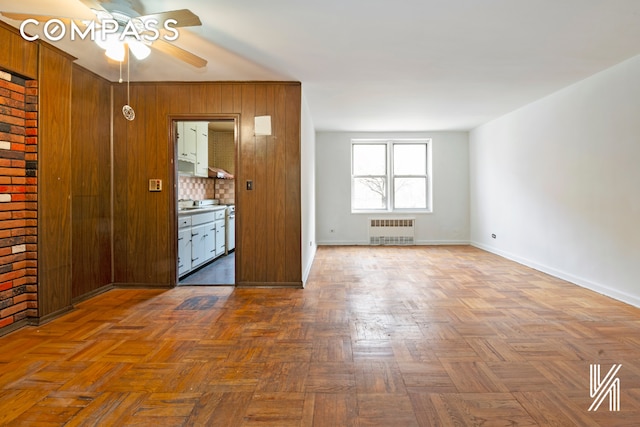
[174,116,238,286]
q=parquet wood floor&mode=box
[1,245,639,426]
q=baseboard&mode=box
[237,281,304,289]
[0,318,30,337]
[72,284,115,304]
[471,241,640,309]
[113,282,172,289]
[38,305,74,325]
[316,240,470,246]
[302,244,318,286]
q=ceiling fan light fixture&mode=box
[127,39,151,60]
[105,42,125,62]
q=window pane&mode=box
[394,144,426,175]
[394,177,426,209]
[353,177,386,209]
[353,144,386,175]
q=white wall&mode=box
[316,131,469,245]
[301,91,317,284]
[470,55,640,307]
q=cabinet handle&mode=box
[192,257,199,261]
[192,232,199,236]
[178,237,183,241]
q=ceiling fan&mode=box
[0,0,208,68]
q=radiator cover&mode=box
[368,218,415,245]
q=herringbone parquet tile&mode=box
[1,245,639,425]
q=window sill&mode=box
[351,210,433,215]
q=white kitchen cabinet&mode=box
[190,211,216,269]
[177,121,197,163]
[178,208,226,278]
[190,223,208,269]
[178,228,191,276]
[195,122,209,177]
[205,222,216,260]
[215,219,225,256]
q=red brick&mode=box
[25,88,37,96]
[25,120,36,127]
[12,211,37,219]
[0,281,11,291]
[25,128,37,136]
[0,270,25,283]
[26,81,37,88]
[0,211,11,220]
[0,185,25,193]
[25,111,37,119]
[0,316,14,328]
[0,97,24,110]
[0,219,26,229]
[0,79,25,94]
[11,260,27,271]
[0,202,26,211]
[12,276,27,287]
[11,160,25,168]
[11,143,25,152]
[0,132,24,143]
[0,114,24,126]
[0,167,24,177]
[0,301,28,318]
[10,92,25,102]
[11,108,26,118]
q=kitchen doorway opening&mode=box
[173,115,238,286]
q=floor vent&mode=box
[369,218,415,245]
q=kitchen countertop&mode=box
[178,205,227,216]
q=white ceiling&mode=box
[2,0,640,131]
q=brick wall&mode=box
[0,69,38,331]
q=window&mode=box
[351,139,431,212]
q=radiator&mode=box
[368,218,415,245]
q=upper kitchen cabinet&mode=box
[195,122,209,177]
[177,121,197,163]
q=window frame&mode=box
[351,138,432,214]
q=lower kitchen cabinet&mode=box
[190,223,210,269]
[215,219,225,256]
[178,207,227,278]
[178,228,191,276]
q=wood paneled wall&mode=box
[70,66,112,299]
[111,82,302,287]
[1,21,304,334]
[37,44,74,320]
[0,22,38,80]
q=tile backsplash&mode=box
[215,179,235,205]
[178,175,215,201]
[178,175,235,205]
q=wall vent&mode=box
[368,218,415,245]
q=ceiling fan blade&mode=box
[138,9,201,28]
[0,12,87,28]
[77,0,108,12]
[152,39,207,68]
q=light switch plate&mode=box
[149,179,162,192]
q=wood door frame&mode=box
[168,113,240,287]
